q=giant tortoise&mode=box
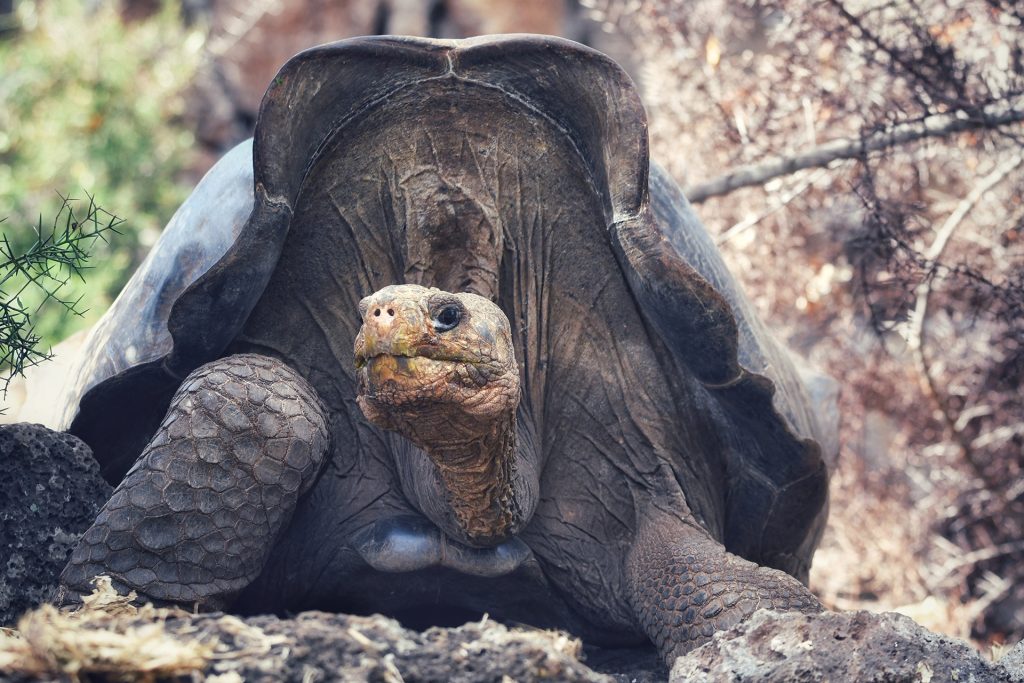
[56,35,835,663]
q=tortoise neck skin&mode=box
[427,409,523,546]
[354,284,536,547]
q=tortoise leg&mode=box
[58,353,330,609]
[626,512,821,664]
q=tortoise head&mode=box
[354,284,527,547]
[354,284,519,448]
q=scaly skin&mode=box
[627,510,822,661]
[58,354,329,607]
[59,288,818,665]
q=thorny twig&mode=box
[0,194,122,398]
[716,168,828,245]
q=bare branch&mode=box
[906,153,1023,474]
[684,104,1024,203]
[716,168,828,245]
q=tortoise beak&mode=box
[354,296,426,368]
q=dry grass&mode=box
[0,582,605,682]
[0,577,213,681]
[0,577,292,682]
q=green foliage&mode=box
[0,195,122,395]
[0,0,203,346]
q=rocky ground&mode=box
[673,609,1022,682]
[2,422,1022,682]
[0,424,111,626]
[0,584,623,683]
[1,583,1020,682]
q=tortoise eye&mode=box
[433,305,462,332]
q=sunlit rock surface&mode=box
[671,608,1018,682]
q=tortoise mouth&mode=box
[356,353,464,387]
[354,348,497,370]
[355,353,497,415]
[354,351,503,401]
[356,350,464,369]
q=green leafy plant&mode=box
[0,0,202,346]
[0,196,122,397]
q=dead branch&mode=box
[906,153,1023,475]
[684,104,1024,203]
[716,168,828,245]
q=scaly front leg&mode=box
[58,353,330,608]
[627,510,822,664]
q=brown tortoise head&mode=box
[354,284,519,449]
[354,284,526,546]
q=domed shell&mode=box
[58,36,835,578]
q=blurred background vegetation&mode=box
[0,0,201,346]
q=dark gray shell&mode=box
[57,140,255,476]
[59,35,835,578]
[57,140,255,427]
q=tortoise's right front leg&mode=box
[58,353,330,608]
[627,511,821,665]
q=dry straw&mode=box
[0,576,214,681]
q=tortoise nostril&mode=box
[374,308,381,317]
[387,308,395,316]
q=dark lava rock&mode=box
[0,602,629,682]
[585,644,667,683]
[0,423,111,626]
[207,611,615,682]
[671,608,1014,682]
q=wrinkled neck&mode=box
[425,411,529,547]
[390,405,542,550]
